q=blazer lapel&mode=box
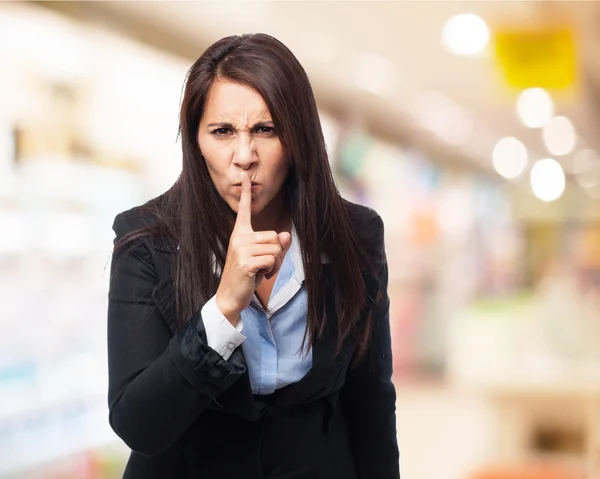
[266,264,379,405]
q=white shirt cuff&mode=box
[201,295,246,361]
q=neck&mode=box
[252,188,291,233]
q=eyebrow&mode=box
[206,121,274,129]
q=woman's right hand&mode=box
[215,172,291,325]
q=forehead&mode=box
[203,80,272,122]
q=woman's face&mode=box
[198,80,289,218]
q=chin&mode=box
[229,199,262,215]
[249,202,263,215]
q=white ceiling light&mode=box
[492,137,528,179]
[352,53,399,98]
[516,88,554,128]
[442,13,490,56]
[542,116,577,156]
[530,158,565,202]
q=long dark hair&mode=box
[116,33,377,358]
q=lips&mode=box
[232,182,260,187]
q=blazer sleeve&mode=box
[107,212,246,457]
[340,214,400,479]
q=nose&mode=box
[232,133,257,170]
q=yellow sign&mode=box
[494,26,577,90]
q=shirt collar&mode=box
[289,223,305,284]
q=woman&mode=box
[108,33,399,479]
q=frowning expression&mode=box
[198,80,289,216]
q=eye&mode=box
[255,126,276,135]
[212,127,233,137]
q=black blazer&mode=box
[107,198,400,479]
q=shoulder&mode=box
[112,193,179,254]
[112,194,169,238]
[342,198,379,223]
[342,198,385,252]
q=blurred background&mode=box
[1,1,600,478]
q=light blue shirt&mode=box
[201,226,313,395]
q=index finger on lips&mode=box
[234,171,253,233]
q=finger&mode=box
[278,231,292,254]
[265,232,292,280]
[249,230,279,245]
[247,243,282,258]
[234,171,253,233]
[246,255,276,275]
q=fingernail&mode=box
[240,171,244,181]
